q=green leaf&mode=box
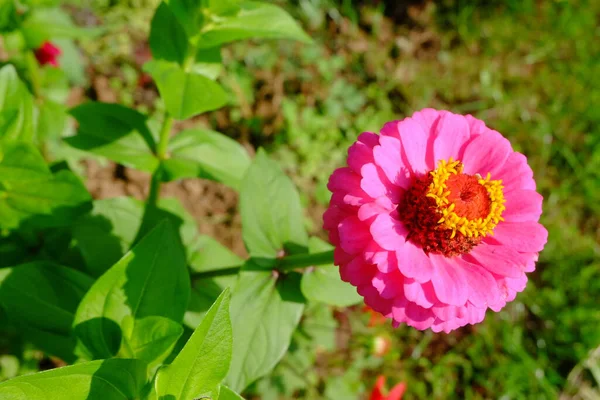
[37,99,68,142]
[199,1,312,48]
[150,2,189,65]
[21,8,102,48]
[188,235,243,273]
[225,268,305,392]
[0,65,36,143]
[66,102,158,172]
[240,149,308,259]
[219,385,245,400]
[193,46,223,80]
[155,288,232,400]
[144,60,228,120]
[300,237,362,307]
[185,236,241,329]
[126,316,183,368]
[0,142,92,230]
[165,0,205,38]
[0,0,19,33]
[73,197,201,277]
[0,358,147,399]
[162,128,250,189]
[207,0,241,16]
[0,262,93,362]
[73,220,191,360]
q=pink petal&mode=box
[396,241,434,283]
[380,120,401,139]
[328,168,370,207]
[461,130,512,176]
[373,271,404,299]
[465,114,488,138]
[360,163,389,199]
[503,190,543,222]
[373,135,412,190]
[460,261,502,308]
[323,205,349,231]
[360,284,393,317]
[467,244,527,278]
[358,197,396,221]
[340,257,376,286]
[411,108,442,136]
[431,304,460,321]
[432,112,470,163]
[369,213,407,251]
[492,221,548,252]
[397,117,432,175]
[338,216,371,254]
[404,279,437,308]
[429,254,469,306]
[347,132,377,174]
[495,152,536,193]
[404,302,435,330]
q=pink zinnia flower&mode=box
[323,109,547,333]
[369,375,406,400]
[34,41,61,67]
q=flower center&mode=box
[397,158,506,257]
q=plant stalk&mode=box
[190,249,335,280]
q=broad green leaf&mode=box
[37,99,68,142]
[67,102,158,172]
[0,358,147,399]
[163,128,250,189]
[0,262,93,362]
[193,46,223,80]
[219,385,245,400]
[199,1,312,48]
[225,268,305,392]
[188,235,243,273]
[20,8,102,47]
[125,316,183,368]
[0,142,92,230]
[0,65,36,142]
[300,237,362,307]
[73,196,201,277]
[206,0,241,16]
[185,236,241,329]
[150,2,189,65]
[240,149,308,259]
[54,38,87,86]
[144,60,228,120]
[73,220,190,360]
[165,0,205,38]
[0,0,19,33]
[155,288,232,400]
[73,197,144,277]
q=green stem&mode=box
[148,114,174,206]
[190,250,335,281]
[156,114,174,159]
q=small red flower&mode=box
[369,376,406,400]
[34,41,61,67]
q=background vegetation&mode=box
[2,0,599,398]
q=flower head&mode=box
[323,109,547,333]
[34,41,61,67]
[369,376,406,400]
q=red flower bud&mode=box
[34,41,62,67]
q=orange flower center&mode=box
[398,158,505,257]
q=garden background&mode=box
[1,0,599,398]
